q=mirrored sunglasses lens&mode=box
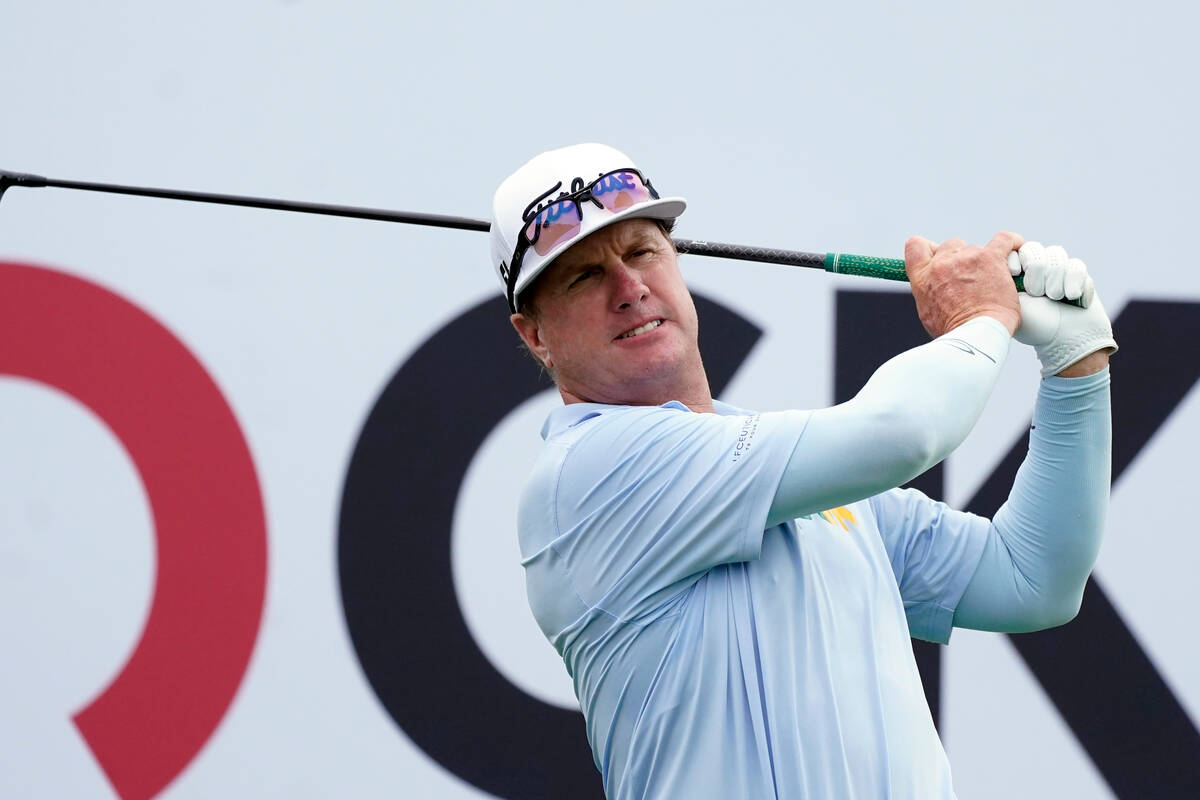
[525,201,582,256]
[592,171,651,213]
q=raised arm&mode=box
[954,244,1118,630]
[768,232,1023,525]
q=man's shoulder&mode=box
[541,400,701,444]
[519,403,699,552]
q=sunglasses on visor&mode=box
[505,167,660,312]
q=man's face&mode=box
[510,218,707,407]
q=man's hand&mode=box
[905,232,1023,337]
[1008,242,1118,377]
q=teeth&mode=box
[619,320,662,339]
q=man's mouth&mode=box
[617,319,664,340]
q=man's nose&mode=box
[612,262,649,310]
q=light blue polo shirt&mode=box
[517,399,990,799]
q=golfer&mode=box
[490,143,1116,799]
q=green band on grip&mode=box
[824,252,1080,307]
[823,253,908,282]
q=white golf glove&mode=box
[1006,242,1118,377]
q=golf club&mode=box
[0,169,1066,302]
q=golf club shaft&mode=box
[0,169,1056,302]
[0,171,490,232]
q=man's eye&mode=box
[569,268,599,288]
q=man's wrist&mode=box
[969,307,1020,336]
[1054,349,1111,378]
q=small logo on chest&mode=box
[798,506,859,531]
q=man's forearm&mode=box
[767,316,1010,525]
[953,368,1111,632]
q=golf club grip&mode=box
[678,240,1083,308]
[826,252,1085,307]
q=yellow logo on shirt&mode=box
[818,506,858,531]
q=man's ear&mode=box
[510,312,552,368]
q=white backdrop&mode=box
[2,2,1199,798]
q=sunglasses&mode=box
[505,168,660,312]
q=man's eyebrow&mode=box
[556,227,660,272]
[554,250,601,274]
[622,231,658,248]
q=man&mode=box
[489,143,1116,799]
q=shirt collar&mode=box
[540,397,751,440]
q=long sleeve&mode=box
[953,367,1111,631]
[768,316,1011,526]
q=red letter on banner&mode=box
[0,262,267,800]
